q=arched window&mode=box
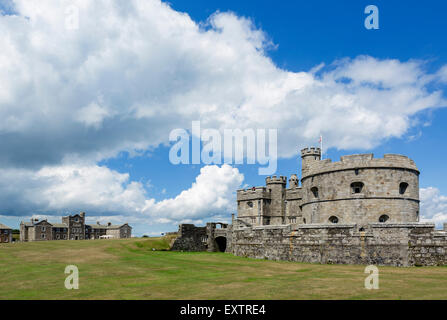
[351,182,364,194]
[379,215,389,223]
[311,187,319,198]
[399,182,409,195]
[329,216,339,224]
[247,201,253,208]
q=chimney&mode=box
[80,212,85,218]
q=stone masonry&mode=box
[20,212,132,241]
[172,147,447,266]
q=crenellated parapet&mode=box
[237,187,271,201]
[302,153,419,179]
[265,175,287,185]
[301,147,321,158]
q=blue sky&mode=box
[1,0,447,235]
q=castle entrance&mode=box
[215,236,227,252]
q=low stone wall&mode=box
[230,223,447,266]
[171,224,207,251]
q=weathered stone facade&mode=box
[172,147,447,266]
[230,222,447,267]
[0,223,13,243]
[171,222,231,252]
[237,148,420,227]
[20,212,132,241]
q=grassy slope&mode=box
[0,237,446,300]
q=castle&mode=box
[172,147,447,267]
[237,147,419,227]
[20,212,132,241]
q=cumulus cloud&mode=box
[144,164,243,223]
[420,187,447,228]
[0,0,445,170]
[0,163,243,224]
[0,0,447,222]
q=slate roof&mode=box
[86,223,129,230]
[51,223,68,228]
[0,223,12,229]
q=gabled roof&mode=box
[86,223,131,230]
[33,220,52,226]
[21,220,54,227]
[51,223,68,228]
[0,223,11,229]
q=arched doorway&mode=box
[215,236,227,252]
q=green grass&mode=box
[0,237,446,300]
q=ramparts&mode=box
[230,223,446,266]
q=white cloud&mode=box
[0,0,445,169]
[0,163,243,224]
[0,0,447,221]
[143,164,243,223]
[420,187,447,228]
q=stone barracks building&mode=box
[20,212,132,241]
[172,147,447,266]
[0,223,13,243]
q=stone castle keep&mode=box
[172,147,447,266]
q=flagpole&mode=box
[320,135,323,160]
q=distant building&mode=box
[20,212,132,242]
[0,223,12,243]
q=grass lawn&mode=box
[0,237,446,300]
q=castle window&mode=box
[379,215,389,223]
[351,182,364,194]
[355,169,359,175]
[247,201,253,208]
[329,216,339,224]
[399,182,409,195]
[310,187,319,198]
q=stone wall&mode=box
[230,223,447,267]
[171,224,207,251]
[301,165,419,225]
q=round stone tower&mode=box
[300,150,420,227]
[301,147,321,177]
[265,175,287,225]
